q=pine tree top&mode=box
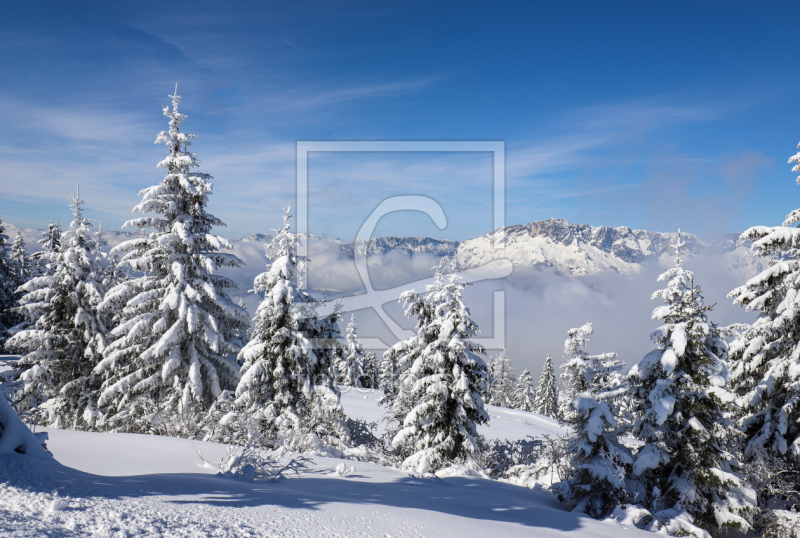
[38,221,61,253]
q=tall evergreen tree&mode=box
[7,188,107,428]
[90,223,126,291]
[727,140,800,465]
[558,323,620,418]
[533,355,558,417]
[360,350,379,389]
[378,348,398,399]
[487,346,516,408]
[336,315,366,387]
[233,207,320,438]
[630,232,754,532]
[513,367,537,412]
[380,263,443,408]
[10,231,31,288]
[32,221,61,277]
[231,206,346,444]
[555,321,631,518]
[91,224,108,282]
[386,264,490,473]
[94,87,249,432]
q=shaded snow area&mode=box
[1,389,649,537]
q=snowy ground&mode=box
[0,389,651,537]
[338,387,567,441]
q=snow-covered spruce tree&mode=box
[2,229,30,352]
[513,367,536,412]
[94,87,249,433]
[379,265,444,409]
[487,346,516,408]
[553,321,632,518]
[558,323,592,420]
[336,315,366,387]
[90,224,109,285]
[485,354,496,404]
[10,231,31,290]
[90,223,126,291]
[378,348,398,400]
[32,221,61,277]
[382,267,446,426]
[361,351,379,389]
[229,206,347,447]
[629,232,755,533]
[6,188,108,428]
[0,217,19,351]
[727,141,800,467]
[386,263,490,473]
[533,355,558,417]
[299,300,351,451]
[561,387,632,519]
[558,323,621,419]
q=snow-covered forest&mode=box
[1,86,800,538]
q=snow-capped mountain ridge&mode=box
[341,236,460,258]
[494,219,749,260]
[229,218,763,279]
[240,232,273,243]
[457,218,760,277]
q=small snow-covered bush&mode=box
[741,452,800,535]
[485,436,543,477]
[333,462,356,477]
[300,390,352,448]
[611,505,712,538]
[763,510,800,538]
[100,395,206,440]
[204,388,357,461]
[488,434,571,490]
[200,390,253,445]
[345,416,381,450]
[218,439,310,481]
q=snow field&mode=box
[0,389,653,537]
[337,386,567,441]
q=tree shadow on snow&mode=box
[1,454,587,533]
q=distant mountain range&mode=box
[240,233,273,243]
[454,219,762,277]
[342,236,460,258]
[232,218,765,279]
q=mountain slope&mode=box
[456,219,763,277]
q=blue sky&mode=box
[1,1,799,242]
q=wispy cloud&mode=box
[507,136,606,179]
[520,183,642,206]
[0,94,153,144]
[256,75,444,111]
[569,96,740,131]
[506,95,744,182]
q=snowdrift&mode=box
[0,393,49,458]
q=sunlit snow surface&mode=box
[0,390,649,537]
[338,387,568,441]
